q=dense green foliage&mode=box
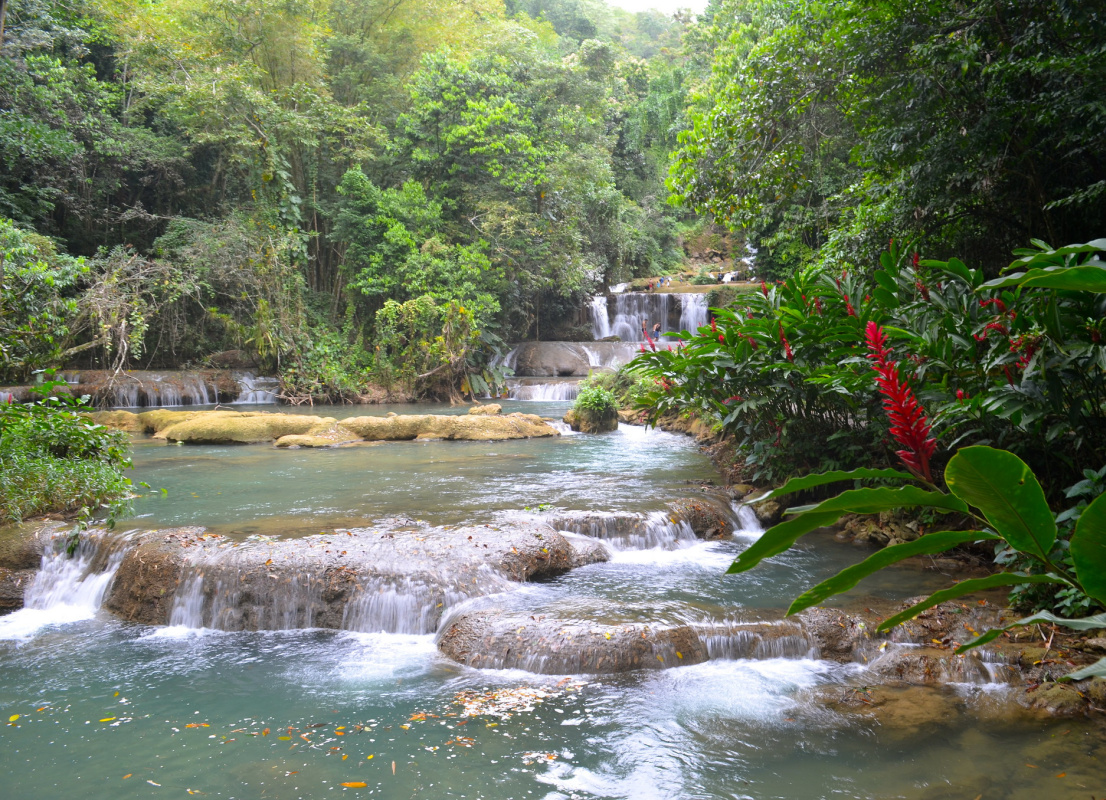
[0,393,133,523]
[0,0,694,399]
[632,239,1106,490]
[671,0,1106,278]
[572,376,619,418]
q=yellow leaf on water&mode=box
[122,774,132,780]
[8,714,19,722]
[366,755,373,760]
[342,754,348,760]
[1056,772,1066,778]
[114,692,120,697]
[100,717,116,722]
[262,728,270,736]
[341,782,367,788]
[278,736,292,741]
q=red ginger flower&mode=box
[760,281,769,298]
[779,324,793,361]
[843,293,857,317]
[864,322,936,483]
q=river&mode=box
[0,400,1103,798]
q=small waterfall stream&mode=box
[0,533,128,640]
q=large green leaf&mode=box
[727,511,841,574]
[745,467,917,504]
[982,265,1106,293]
[787,531,1000,615]
[1064,657,1106,681]
[1070,493,1106,605]
[792,486,969,515]
[875,573,1066,632]
[944,446,1056,562]
[955,610,1106,654]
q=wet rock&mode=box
[1028,683,1086,716]
[0,523,57,570]
[866,645,998,684]
[0,567,34,612]
[796,607,872,662]
[1084,637,1106,653]
[753,499,783,527]
[104,521,606,632]
[665,497,734,539]
[437,607,708,673]
[339,412,558,441]
[1082,677,1106,707]
[616,408,647,425]
[467,404,501,416]
[562,407,617,434]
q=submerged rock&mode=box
[437,608,709,673]
[104,521,606,633]
[0,568,35,612]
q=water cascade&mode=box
[0,533,129,640]
[231,372,280,404]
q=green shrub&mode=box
[572,377,619,424]
[0,395,133,524]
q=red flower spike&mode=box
[710,318,717,334]
[760,281,769,298]
[843,293,857,317]
[718,334,725,343]
[864,322,937,483]
[779,324,794,361]
[912,252,919,268]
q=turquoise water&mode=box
[2,402,1105,799]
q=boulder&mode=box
[753,499,783,527]
[563,407,617,434]
[104,521,607,632]
[437,607,708,673]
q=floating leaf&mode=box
[122,774,132,780]
[366,755,373,760]
[8,714,19,722]
[262,728,270,736]
[100,717,116,722]
[278,736,292,741]
[340,782,367,788]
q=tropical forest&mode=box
[2,0,1106,797]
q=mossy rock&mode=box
[468,404,502,416]
[563,408,617,434]
[154,411,334,444]
[340,413,557,441]
[86,410,145,432]
[274,422,363,448]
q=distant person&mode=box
[652,322,662,336]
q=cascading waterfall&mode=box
[505,380,581,401]
[678,293,709,335]
[232,373,280,404]
[549,510,699,550]
[590,293,672,341]
[0,533,128,640]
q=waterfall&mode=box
[0,533,127,640]
[549,510,699,550]
[731,503,763,539]
[507,380,581,401]
[678,294,709,335]
[593,293,672,342]
[64,370,222,407]
[232,373,280,404]
[698,623,817,661]
[589,295,612,339]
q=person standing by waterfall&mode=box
[652,322,662,337]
